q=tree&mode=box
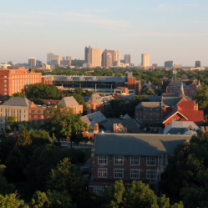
[5,146,26,181]
[30,98,46,105]
[30,129,51,145]
[72,93,88,115]
[0,162,15,195]
[58,114,88,148]
[159,132,208,208]
[46,158,83,204]
[17,128,32,147]
[0,192,29,208]
[25,83,63,99]
[193,85,208,115]
[13,92,26,97]
[31,190,76,208]
[7,116,18,130]
[101,180,183,208]
[23,145,62,189]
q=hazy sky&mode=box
[0,0,208,66]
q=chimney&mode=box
[198,80,201,86]
[113,123,118,133]
[93,123,99,133]
[201,126,205,133]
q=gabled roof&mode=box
[163,121,199,134]
[81,115,91,126]
[161,93,191,107]
[123,114,131,119]
[94,133,192,156]
[58,96,79,107]
[87,93,113,104]
[87,111,107,126]
[2,97,33,107]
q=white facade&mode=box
[141,54,150,67]
[47,52,54,64]
[92,48,102,67]
[28,57,36,67]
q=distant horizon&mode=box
[1,0,208,65]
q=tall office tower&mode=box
[141,54,150,67]
[195,60,201,67]
[28,57,36,67]
[106,53,112,67]
[52,55,60,65]
[124,54,131,64]
[47,52,54,64]
[164,61,173,68]
[66,56,71,61]
[62,57,65,61]
[92,48,102,67]
[7,61,14,66]
[36,60,42,66]
[85,46,92,64]
[102,49,116,67]
[115,50,120,65]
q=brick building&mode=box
[85,94,113,114]
[0,67,42,101]
[89,133,192,195]
[162,78,200,96]
[135,102,162,126]
[0,96,83,130]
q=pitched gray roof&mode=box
[87,111,107,126]
[2,97,33,107]
[163,121,199,134]
[136,102,161,109]
[94,133,192,156]
[161,93,191,107]
[123,114,131,119]
[58,96,79,107]
[81,115,91,126]
[88,93,113,104]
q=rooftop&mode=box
[58,96,79,107]
[2,97,33,107]
[94,133,192,156]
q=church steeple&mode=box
[179,82,184,97]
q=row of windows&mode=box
[0,109,26,114]
[98,156,158,166]
[29,115,44,119]
[98,168,156,180]
[29,110,44,114]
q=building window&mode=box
[41,115,44,119]
[34,115,38,119]
[130,169,140,179]
[4,88,7,91]
[191,90,195,93]
[98,156,108,165]
[41,121,45,125]
[29,110,32,113]
[147,157,156,166]
[93,187,104,195]
[4,80,7,83]
[114,156,124,165]
[4,76,7,78]
[114,169,124,178]
[35,121,38,124]
[160,157,168,167]
[98,168,107,178]
[130,156,140,165]
[146,170,156,180]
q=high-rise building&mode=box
[36,60,42,67]
[124,54,131,64]
[141,54,150,67]
[102,49,117,67]
[7,61,14,66]
[164,61,173,68]
[195,60,201,67]
[115,50,120,65]
[66,56,71,61]
[92,48,102,67]
[28,57,36,67]
[106,53,112,67]
[52,55,60,65]
[85,46,101,67]
[47,52,54,64]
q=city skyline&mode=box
[1,0,208,66]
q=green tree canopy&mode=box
[25,83,63,99]
[159,132,208,208]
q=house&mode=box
[163,121,199,135]
[89,133,192,195]
[85,93,113,114]
[83,111,107,127]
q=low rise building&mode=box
[89,133,192,195]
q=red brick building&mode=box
[85,94,113,114]
[89,133,192,195]
[0,67,42,101]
